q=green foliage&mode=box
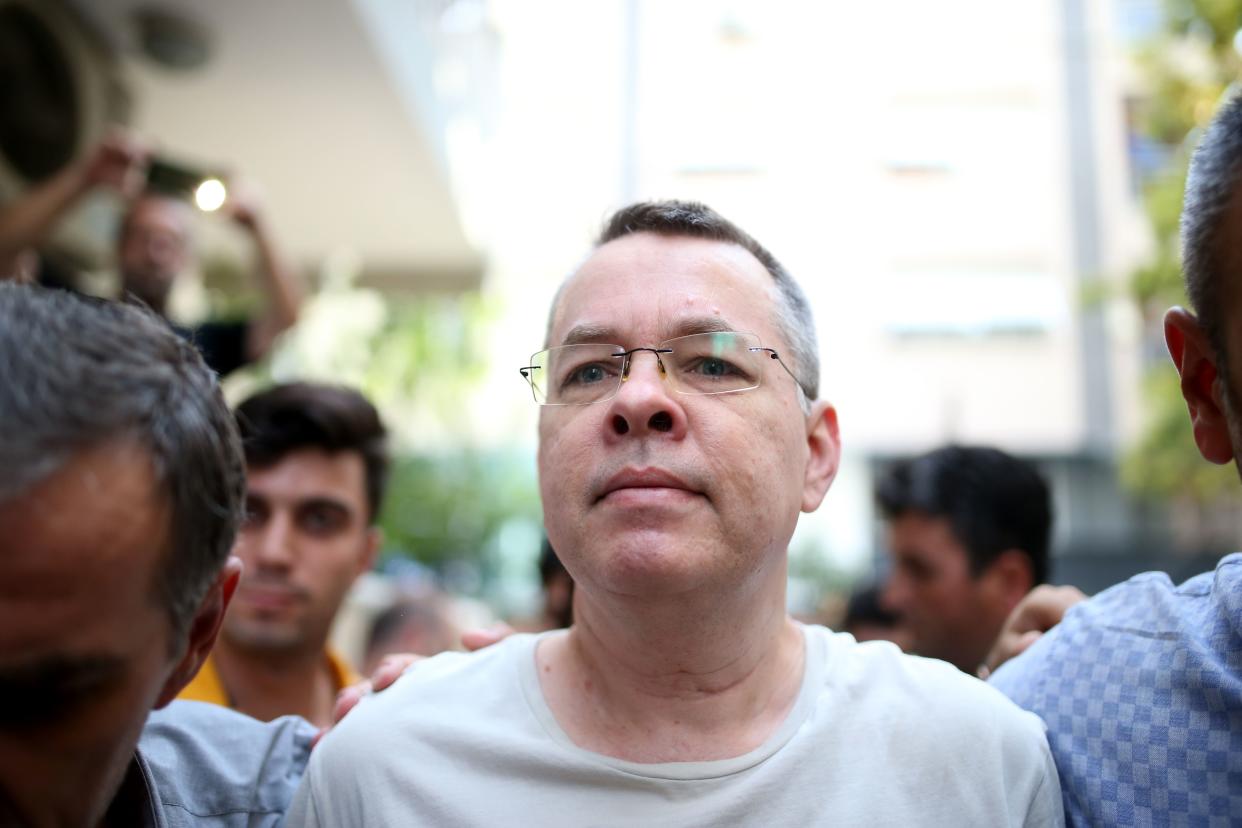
[1123,0,1242,505]
[378,450,542,579]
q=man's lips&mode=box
[595,468,704,504]
[237,585,303,611]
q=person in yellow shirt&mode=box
[180,382,387,726]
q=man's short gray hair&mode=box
[546,200,820,407]
[0,285,244,641]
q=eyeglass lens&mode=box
[528,331,764,405]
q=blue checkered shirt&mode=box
[990,553,1242,827]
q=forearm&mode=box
[0,162,91,262]
[240,215,303,361]
[249,217,302,327]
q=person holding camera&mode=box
[0,130,302,375]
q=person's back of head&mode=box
[1176,91,1242,475]
[0,283,243,826]
[876,445,1051,670]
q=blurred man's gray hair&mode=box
[0,284,245,640]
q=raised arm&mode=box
[223,183,303,361]
[0,131,146,277]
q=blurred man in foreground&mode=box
[179,383,386,727]
[295,201,1062,825]
[0,132,302,375]
[989,92,1242,826]
[0,284,312,827]
[877,445,1051,672]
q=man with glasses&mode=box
[294,201,1062,825]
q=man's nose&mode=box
[251,512,296,571]
[606,352,684,438]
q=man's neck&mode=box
[536,586,806,764]
[211,640,337,728]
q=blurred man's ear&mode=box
[980,549,1036,614]
[1165,307,1235,464]
[154,556,243,708]
[359,526,383,576]
[802,400,841,513]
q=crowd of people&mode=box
[2,91,1242,826]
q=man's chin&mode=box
[222,620,306,654]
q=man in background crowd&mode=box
[989,91,1242,826]
[0,131,302,375]
[179,383,387,727]
[0,284,312,827]
[839,585,912,649]
[876,444,1051,673]
[363,593,459,675]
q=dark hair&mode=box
[0,284,245,640]
[876,445,1051,585]
[842,585,900,632]
[234,382,389,520]
[365,597,451,660]
[1181,91,1242,365]
[583,200,820,403]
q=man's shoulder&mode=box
[140,700,315,825]
[994,553,1242,698]
[322,634,536,748]
[808,626,1047,740]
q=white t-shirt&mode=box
[290,625,1062,827]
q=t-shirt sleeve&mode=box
[1023,734,1066,828]
[287,771,324,828]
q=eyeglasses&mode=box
[519,330,800,406]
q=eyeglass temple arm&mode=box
[751,347,804,388]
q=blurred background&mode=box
[4,0,1241,657]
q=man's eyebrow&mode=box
[668,316,738,338]
[561,324,621,346]
[559,317,740,347]
[296,496,354,514]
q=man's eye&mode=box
[692,357,736,377]
[242,500,267,526]
[565,363,613,386]
[300,505,346,535]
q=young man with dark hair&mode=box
[988,92,1242,826]
[876,445,1051,672]
[178,382,388,727]
[0,284,313,827]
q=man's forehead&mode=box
[0,441,169,586]
[549,233,778,345]
[246,448,368,507]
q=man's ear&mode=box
[802,400,841,513]
[359,526,383,576]
[1164,307,1235,464]
[980,549,1036,614]
[154,556,243,708]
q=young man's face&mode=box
[226,448,378,658]
[536,232,839,603]
[0,442,180,827]
[880,512,1002,672]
